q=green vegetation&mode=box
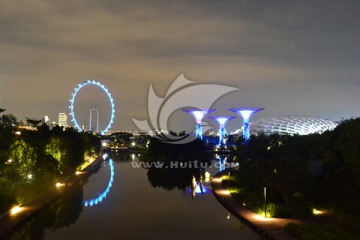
[231,117,360,239]
[285,216,360,240]
[0,110,100,213]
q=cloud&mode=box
[0,0,359,130]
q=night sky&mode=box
[1,0,359,132]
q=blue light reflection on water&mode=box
[83,159,114,207]
[217,156,227,172]
[41,156,260,240]
[195,182,208,193]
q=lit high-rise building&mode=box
[42,116,50,125]
[58,113,68,127]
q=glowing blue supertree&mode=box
[183,108,215,139]
[229,108,264,143]
[209,116,235,146]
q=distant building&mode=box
[42,116,50,125]
[238,115,338,136]
[58,113,68,127]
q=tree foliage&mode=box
[235,118,360,216]
[0,117,100,212]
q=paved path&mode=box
[211,171,303,240]
[0,156,103,238]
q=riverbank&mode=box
[0,155,104,238]
[211,170,302,240]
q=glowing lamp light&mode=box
[312,208,325,215]
[56,182,65,188]
[212,178,222,183]
[254,215,268,221]
[10,206,23,215]
[218,190,231,196]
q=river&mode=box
[10,153,262,240]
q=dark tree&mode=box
[1,114,18,126]
[25,117,42,127]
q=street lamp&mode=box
[263,187,267,218]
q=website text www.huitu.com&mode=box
[130,160,239,169]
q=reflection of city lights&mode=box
[10,206,23,215]
[131,154,135,161]
[227,212,231,220]
[102,153,108,160]
[195,182,208,193]
[84,159,114,207]
[204,172,211,182]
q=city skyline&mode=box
[1,1,359,132]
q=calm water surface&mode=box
[13,154,262,240]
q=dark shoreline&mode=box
[211,169,301,240]
[0,155,104,238]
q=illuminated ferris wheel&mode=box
[69,80,115,135]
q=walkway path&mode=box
[0,156,103,238]
[211,171,302,240]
